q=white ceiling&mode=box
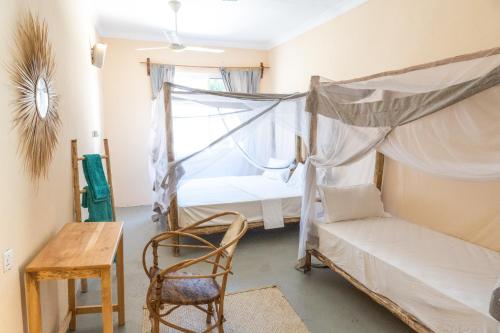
[92,0,366,50]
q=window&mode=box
[174,68,226,92]
[172,68,228,159]
[207,77,225,91]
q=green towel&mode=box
[81,154,113,222]
[82,154,110,201]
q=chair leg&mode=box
[206,303,213,324]
[218,319,224,333]
[152,317,160,333]
[152,300,161,333]
[216,300,224,333]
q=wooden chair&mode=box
[143,212,248,333]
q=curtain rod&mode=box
[142,58,269,78]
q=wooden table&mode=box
[25,222,125,333]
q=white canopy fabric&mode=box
[149,65,175,218]
[150,47,500,320]
[150,84,308,216]
[299,48,500,264]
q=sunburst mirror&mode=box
[10,12,60,181]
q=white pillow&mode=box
[287,163,305,188]
[319,184,386,223]
[262,158,291,182]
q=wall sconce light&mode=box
[91,43,107,68]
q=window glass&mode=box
[173,68,228,158]
[174,68,226,92]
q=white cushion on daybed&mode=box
[319,184,386,222]
[315,217,500,333]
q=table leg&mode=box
[101,268,113,333]
[25,272,42,333]
[68,279,76,330]
[116,235,125,326]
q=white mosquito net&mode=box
[299,47,500,264]
[150,83,308,219]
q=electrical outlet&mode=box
[3,249,14,273]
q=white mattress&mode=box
[177,176,302,228]
[315,217,500,333]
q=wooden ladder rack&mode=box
[71,138,117,292]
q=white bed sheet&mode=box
[315,217,500,333]
[178,176,302,228]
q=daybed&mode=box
[310,217,500,332]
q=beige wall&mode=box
[0,0,103,331]
[101,38,269,207]
[267,0,500,251]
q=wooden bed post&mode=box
[308,76,320,156]
[304,75,320,273]
[373,151,385,191]
[295,99,303,163]
[295,136,303,164]
[164,82,180,257]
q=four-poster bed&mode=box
[157,82,308,256]
[300,48,500,333]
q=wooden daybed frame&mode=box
[306,249,432,333]
[303,76,432,333]
[162,83,304,256]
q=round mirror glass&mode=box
[35,77,49,119]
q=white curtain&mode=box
[149,64,175,220]
[220,67,261,94]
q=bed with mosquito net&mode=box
[150,83,309,234]
[298,48,500,332]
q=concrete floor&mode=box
[76,206,411,333]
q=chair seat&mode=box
[151,269,221,305]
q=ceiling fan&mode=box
[137,0,224,53]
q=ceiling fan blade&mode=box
[184,46,225,53]
[164,30,181,46]
[136,46,171,51]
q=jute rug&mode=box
[142,286,310,333]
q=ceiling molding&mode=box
[97,29,271,50]
[95,0,367,51]
[267,0,367,50]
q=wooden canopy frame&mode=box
[162,82,302,256]
[304,76,430,333]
